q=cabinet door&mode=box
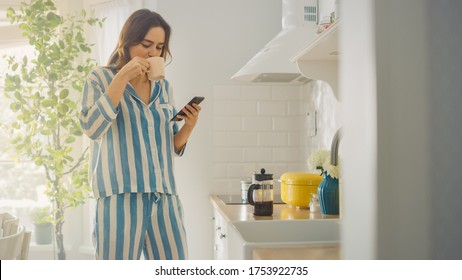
[213,209,228,260]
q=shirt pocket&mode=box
[156,103,176,155]
[157,103,175,127]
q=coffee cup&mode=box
[146,57,165,80]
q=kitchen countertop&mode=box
[210,194,340,260]
[210,194,339,223]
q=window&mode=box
[1,2,141,258]
[0,44,50,231]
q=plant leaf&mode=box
[59,89,69,99]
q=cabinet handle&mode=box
[216,226,221,231]
[220,233,226,239]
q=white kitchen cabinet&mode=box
[212,208,248,260]
[212,209,228,260]
[210,195,340,260]
[226,222,247,260]
[291,20,340,99]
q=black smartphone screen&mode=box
[170,96,205,121]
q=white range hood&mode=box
[231,0,318,84]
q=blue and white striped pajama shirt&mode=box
[79,66,188,260]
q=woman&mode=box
[79,9,200,260]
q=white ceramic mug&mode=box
[146,57,165,80]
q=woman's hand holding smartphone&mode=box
[170,96,205,122]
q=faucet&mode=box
[330,128,342,166]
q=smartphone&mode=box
[170,96,205,121]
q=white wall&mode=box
[340,0,378,259]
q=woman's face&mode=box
[129,26,166,59]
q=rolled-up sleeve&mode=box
[175,146,186,156]
[79,70,118,140]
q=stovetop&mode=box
[217,194,284,205]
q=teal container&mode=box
[318,172,339,215]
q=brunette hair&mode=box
[107,9,172,69]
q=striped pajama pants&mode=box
[93,192,188,260]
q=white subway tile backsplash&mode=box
[212,116,242,131]
[272,86,301,100]
[300,101,314,114]
[241,85,272,100]
[273,116,303,131]
[213,85,241,100]
[239,101,258,115]
[213,148,243,162]
[287,101,303,116]
[213,100,236,115]
[212,179,235,194]
[213,100,258,116]
[273,147,306,162]
[287,163,310,173]
[288,131,304,146]
[227,132,258,147]
[213,132,229,146]
[227,163,257,178]
[257,101,287,116]
[211,82,340,195]
[243,148,273,162]
[242,116,273,131]
[258,132,287,146]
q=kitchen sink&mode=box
[227,219,340,259]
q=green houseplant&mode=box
[30,206,53,245]
[1,0,103,259]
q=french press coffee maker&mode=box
[247,168,274,216]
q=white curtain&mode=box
[87,0,141,65]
